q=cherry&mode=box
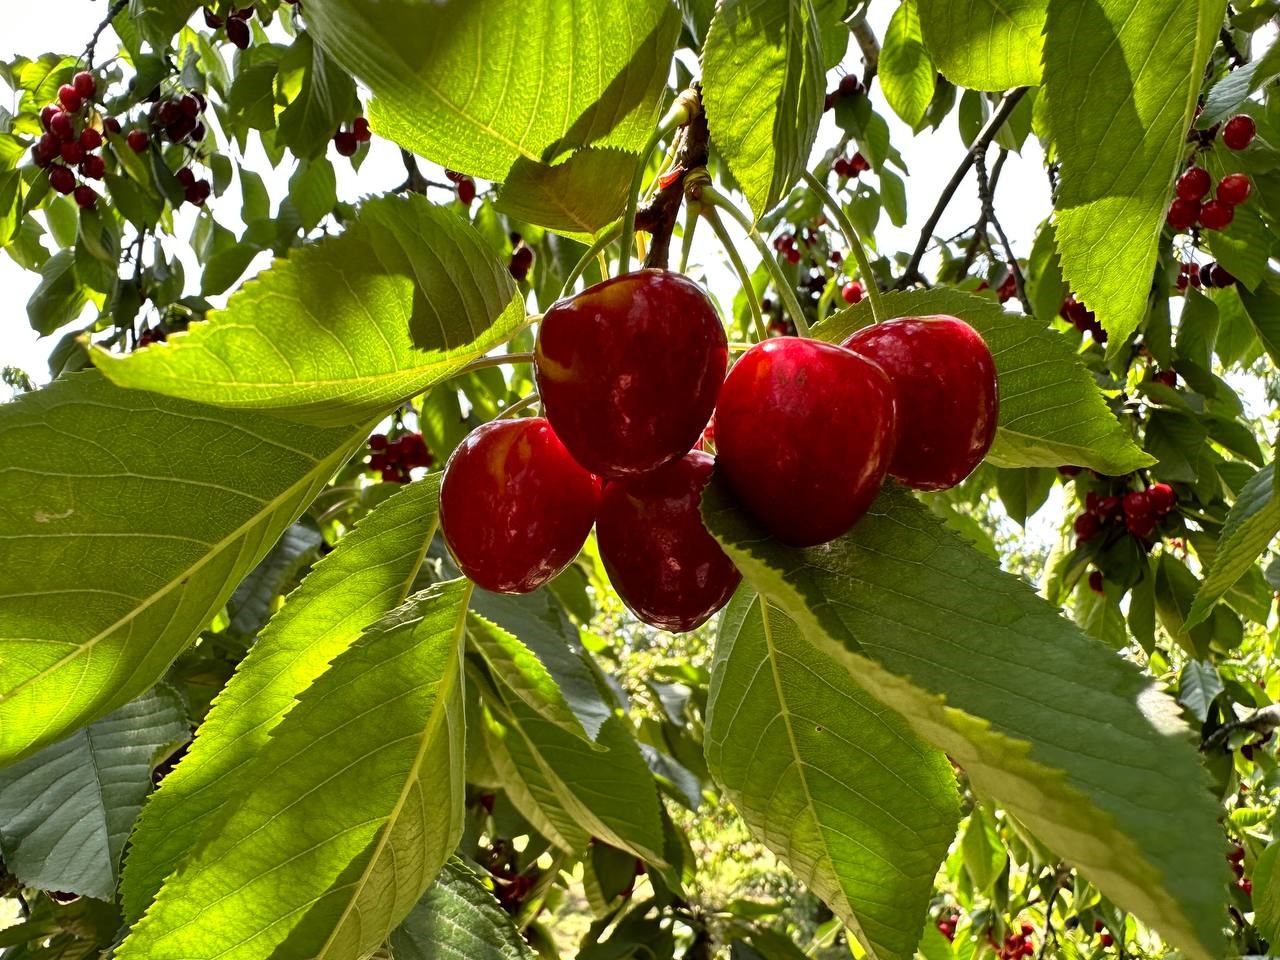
[353,116,371,142]
[784,246,801,264]
[440,417,601,594]
[1074,512,1100,543]
[844,315,997,491]
[48,165,75,195]
[1175,166,1210,200]
[1122,490,1151,516]
[596,451,741,632]
[1222,114,1256,150]
[841,281,863,304]
[79,128,102,150]
[1089,570,1104,594]
[1199,199,1234,230]
[49,111,74,142]
[57,84,82,113]
[72,71,96,100]
[1217,173,1251,205]
[838,74,861,97]
[1166,198,1200,230]
[176,167,196,188]
[1238,877,1253,896]
[833,156,851,177]
[1125,512,1156,539]
[509,245,534,281]
[1058,465,1081,477]
[103,117,121,135]
[457,176,477,205]
[190,121,206,142]
[33,133,59,166]
[126,129,149,152]
[1210,263,1236,287]
[59,139,84,164]
[185,179,212,206]
[1148,482,1176,513]
[334,131,357,156]
[1152,369,1176,388]
[1099,933,1115,948]
[1097,494,1121,518]
[180,94,200,119]
[80,155,105,179]
[226,17,251,48]
[715,337,896,546]
[40,105,59,131]
[536,269,727,479]
[204,7,223,27]
[851,152,870,173]
[73,184,97,209]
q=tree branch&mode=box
[395,149,430,195]
[851,17,880,88]
[897,88,1028,289]
[1202,703,1280,752]
[84,0,128,67]
[635,87,708,270]
[976,144,1033,314]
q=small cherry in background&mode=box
[715,337,897,546]
[596,450,741,632]
[440,417,601,594]
[844,315,998,491]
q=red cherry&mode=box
[1152,369,1176,388]
[353,116,371,142]
[334,131,358,156]
[380,467,401,484]
[1199,200,1234,230]
[1211,263,1236,287]
[73,184,97,209]
[1217,173,1251,205]
[1099,933,1114,948]
[1122,490,1152,516]
[58,85,82,113]
[157,101,181,126]
[841,281,863,304]
[79,128,102,150]
[80,154,105,179]
[72,71,97,100]
[40,105,59,131]
[49,111,74,142]
[1223,114,1256,150]
[1088,570,1104,594]
[833,156,851,177]
[1175,166,1210,201]
[838,74,861,97]
[1125,512,1156,539]
[1058,465,1081,476]
[48,165,76,195]
[126,129,149,152]
[180,94,200,119]
[33,133,59,166]
[457,177,477,205]
[176,167,196,187]
[851,152,870,173]
[59,140,84,164]
[1148,482,1176,514]
[440,417,601,594]
[1166,198,1200,230]
[1074,512,1100,543]
[1098,495,1122,518]
[596,451,741,632]
[204,7,224,27]
[226,17,251,48]
[715,337,897,546]
[784,247,802,264]
[535,269,727,479]
[103,117,121,135]
[1238,877,1253,896]
[369,433,388,451]
[1228,845,1246,864]
[844,315,997,491]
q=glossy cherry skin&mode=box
[440,417,601,594]
[714,337,897,547]
[844,315,998,491]
[597,451,741,632]
[535,269,727,478]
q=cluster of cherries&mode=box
[1058,296,1107,343]
[31,72,107,209]
[1095,919,1115,948]
[988,922,1036,959]
[149,90,207,145]
[1073,481,1177,550]
[439,268,997,632]
[935,912,960,942]
[1175,258,1236,291]
[203,6,273,49]
[1166,114,1256,232]
[332,117,372,157]
[445,169,478,206]
[365,432,434,484]
[1228,844,1251,895]
[832,151,871,179]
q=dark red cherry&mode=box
[1222,114,1256,150]
[1148,482,1176,514]
[126,129,149,152]
[714,337,897,547]
[1175,166,1210,201]
[1217,173,1251,205]
[72,71,97,100]
[844,314,998,491]
[1166,198,1200,231]
[535,269,728,479]
[440,417,601,594]
[1199,199,1234,230]
[596,451,741,632]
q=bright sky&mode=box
[0,2,1054,388]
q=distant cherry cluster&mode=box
[366,432,434,484]
[832,150,870,178]
[1166,114,1256,231]
[990,922,1036,959]
[1073,480,1177,561]
[1058,296,1107,343]
[332,117,372,157]
[31,72,106,209]
[1175,258,1236,291]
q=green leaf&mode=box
[0,371,362,766]
[1237,269,1280,365]
[880,169,908,228]
[304,0,680,180]
[116,578,472,960]
[960,803,1006,893]
[224,522,323,639]
[702,482,1227,960]
[0,686,187,901]
[1044,0,1225,351]
[288,156,337,231]
[995,467,1055,526]
[1187,464,1280,628]
[494,148,633,242]
[199,241,262,297]
[917,0,1046,90]
[91,195,525,426]
[1200,40,1280,126]
[702,0,825,220]
[120,477,442,922]
[1204,202,1270,291]
[1255,841,1280,944]
[815,289,1152,474]
[276,32,359,161]
[705,590,959,960]
[1176,661,1223,723]
[880,0,935,128]
[390,858,534,960]
[27,248,88,335]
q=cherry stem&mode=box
[497,392,540,420]
[559,222,621,300]
[459,352,534,374]
[698,181,810,336]
[679,200,699,274]
[802,170,885,323]
[702,205,769,343]
[619,92,697,275]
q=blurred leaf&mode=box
[390,859,533,960]
[224,523,323,639]
[288,156,337,231]
[880,0,935,127]
[26,248,88,335]
[1177,661,1223,723]
[1188,464,1280,628]
[917,0,1046,89]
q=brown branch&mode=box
[1202,703,1280,752]
[897,88,1028,289]
[852,17,880,88]
[84,0,128,67]
[976,144,1033,314]
[395,149,430,195]
[636,87,708,270]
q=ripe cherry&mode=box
[1210,263,1236,287]
[59,140,84,164]
[440,417,601,594]
[844,315,997,491]
[1166,198,1200,230]
[1152,369,1176,388]
[536,269,727,479]
[596,451,741,632]
[72,71,96,100]
[226,17,251,48]
[40,105,59,131]
[103,117,121,135]
[1199,200,1234,230]
[49,111,74,142]
[1217,173,1251,205]
[457,177,477,205]
[838,74,861,97]
[1175,166,1210,200]
[1125,512,1156,539]
[1223,114,1256,150]
[126,129,149,152]
[353,116,372,142]
[1089,570,1104,594]
[1148,482,1176,513]
[57,84,82,113]
[79,128,102,150]
[1122,490,1151,517]
[73,185,97,209]
[841,281,863,304]
[80,155,105,179]
[1099,933,1115,948]
[48,165,75,195]
[1074,512,1100,543]
[715,337,897,546]
[334,131,357,156]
